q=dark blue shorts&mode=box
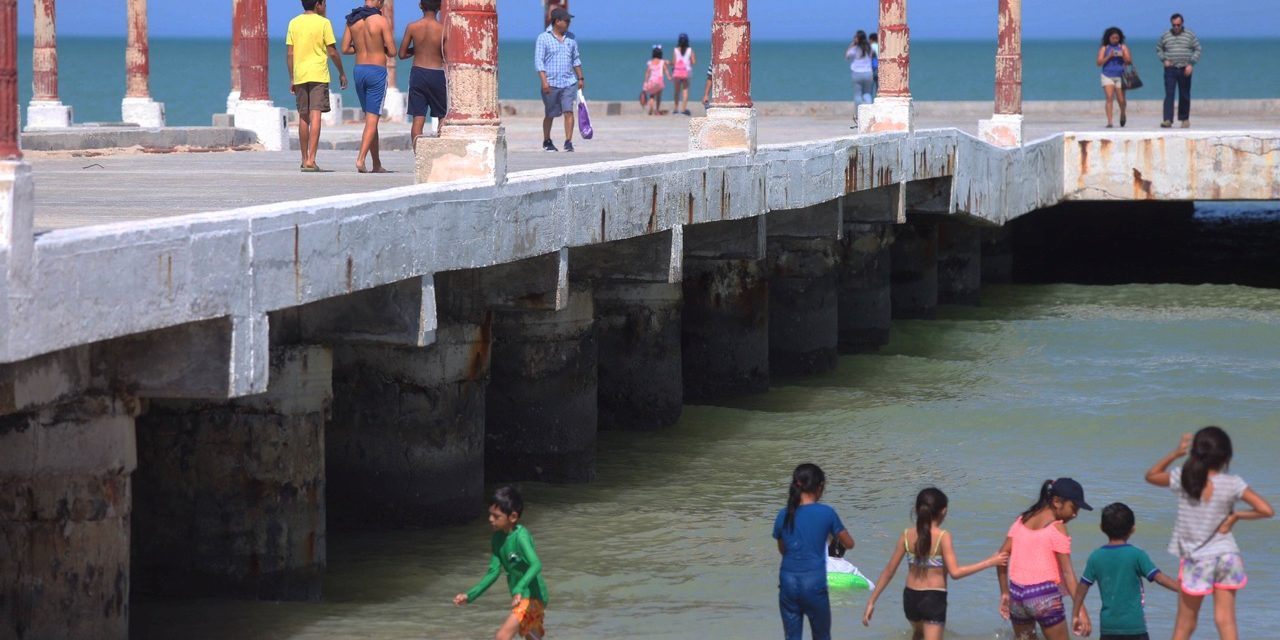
[408,66,447,118]
[353,64,388,116]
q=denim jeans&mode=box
[779,570,831,640]
[852,71,876,107]
[1163,66,1192,122]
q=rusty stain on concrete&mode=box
[1132,168,1153,199]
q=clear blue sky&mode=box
[16,0,1280,40]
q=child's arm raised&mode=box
[995,536,1013,619]
[1145,433,1192,487]
[1221,487,1275,534]
[454,552,501,606]
[862,531,908,626]
[941,532,1009,580]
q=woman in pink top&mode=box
[996,478,1093,640]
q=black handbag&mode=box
[1122,64,1143,90]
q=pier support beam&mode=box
[121,0,164,128]
[572,231,684,431]
[1,393,138,640]
[132,346,329,601]
[837,222,893,353]
[980,225,1013,284]
[766,203,839,376]
[860,0,912,133]
[683,218,769,401]
[232,0,286,151]
[417,0,506,185]
[26,0,72,129]
[328,320,489,527]
[487,287,597,482]
[690,0,756,152]
[979,0,1023,147]
[936,218,982,305]
[891,220,938,319]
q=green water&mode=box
[132,281,1280,639]
[16,37,1280,126]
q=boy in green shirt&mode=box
[1073,503,1179,639]
[454,486,548,640]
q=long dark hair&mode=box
[1101,26,1125,46]
[852,30,871,57]
[651,45,664,60]
[677,33,690,53]
[914,487,949,561]
[785,463,826,532]
[1020,479,1056,522]
[1182,426,1233,501]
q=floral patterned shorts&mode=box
[1179,553,1247,596]
[513,597,546,639]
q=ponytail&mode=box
[914,487,948,560]
[1182,426,1233,501]
[784,463,826,532]
[1021,479,1055,522]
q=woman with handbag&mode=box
[1097,27,1133,128]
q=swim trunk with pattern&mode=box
[513,597,546,639]
[1179,553,1246,596]
[1009,580,1066,629]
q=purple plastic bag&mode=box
[577,90,594,140]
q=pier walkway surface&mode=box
[25,101,1278,232]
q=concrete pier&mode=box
[327,320,488,527]
[1,392,137,640]
[936,218,982,305]
[486,287,598,483]
[836,222,893,352]
[766,203,839,376]
[594,281,683,430]
[682,218,769,402]
[890,220,939,319]
[132,346,328,600]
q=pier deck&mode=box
[25,104,1276,232]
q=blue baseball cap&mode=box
[1050,477,1093,511]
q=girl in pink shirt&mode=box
[996,478,1093,640]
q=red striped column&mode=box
[237,0,268,101]
[543,0,567,29]
[709,0,751,109]
[979,0,1023,146]
[26,0,71,128]
[1,0,19,157]
[227,0,242,112]
[417,0,506,184]
[858,0,913,132]
[122,0,164,127]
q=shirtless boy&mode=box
[398,0,447,144]
[342,0,396,173]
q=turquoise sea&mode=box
[15,36,1280,126]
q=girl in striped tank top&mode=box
[1145,427,1274,640]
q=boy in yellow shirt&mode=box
[286,0,347,172]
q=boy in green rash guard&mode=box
[453,486,548,640]
[1073,503,1179,639]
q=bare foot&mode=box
[370,166,392,174]
[356,162,368,174]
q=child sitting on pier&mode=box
[453,486,548,640]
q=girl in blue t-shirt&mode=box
[772,463,855,640]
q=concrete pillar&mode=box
[232,0,286,151]
[416,0,506,185]
[890,220,937,319]
[328,320,488,526]
[132,346,329,601]
[936,219,981,305]
[486,288,597,483]
[226,0,242,114]
[542,0,567,28]
[979,0,1023,146]
[689,0,756,152]
[766,204,839,376]
[837,222,893,352]
[26,0,72,129]
[859,0,912,133]
[121,0,165,128]
[682,219,769,402]
[0,393,138,640]
[382,0,407,122]
[594,281,683,430]
[1,0,19,158]
[980,225,1013,284]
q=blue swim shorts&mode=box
[408,66,448,118]
[353,64,388,116]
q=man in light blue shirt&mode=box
[535,8,584,152]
